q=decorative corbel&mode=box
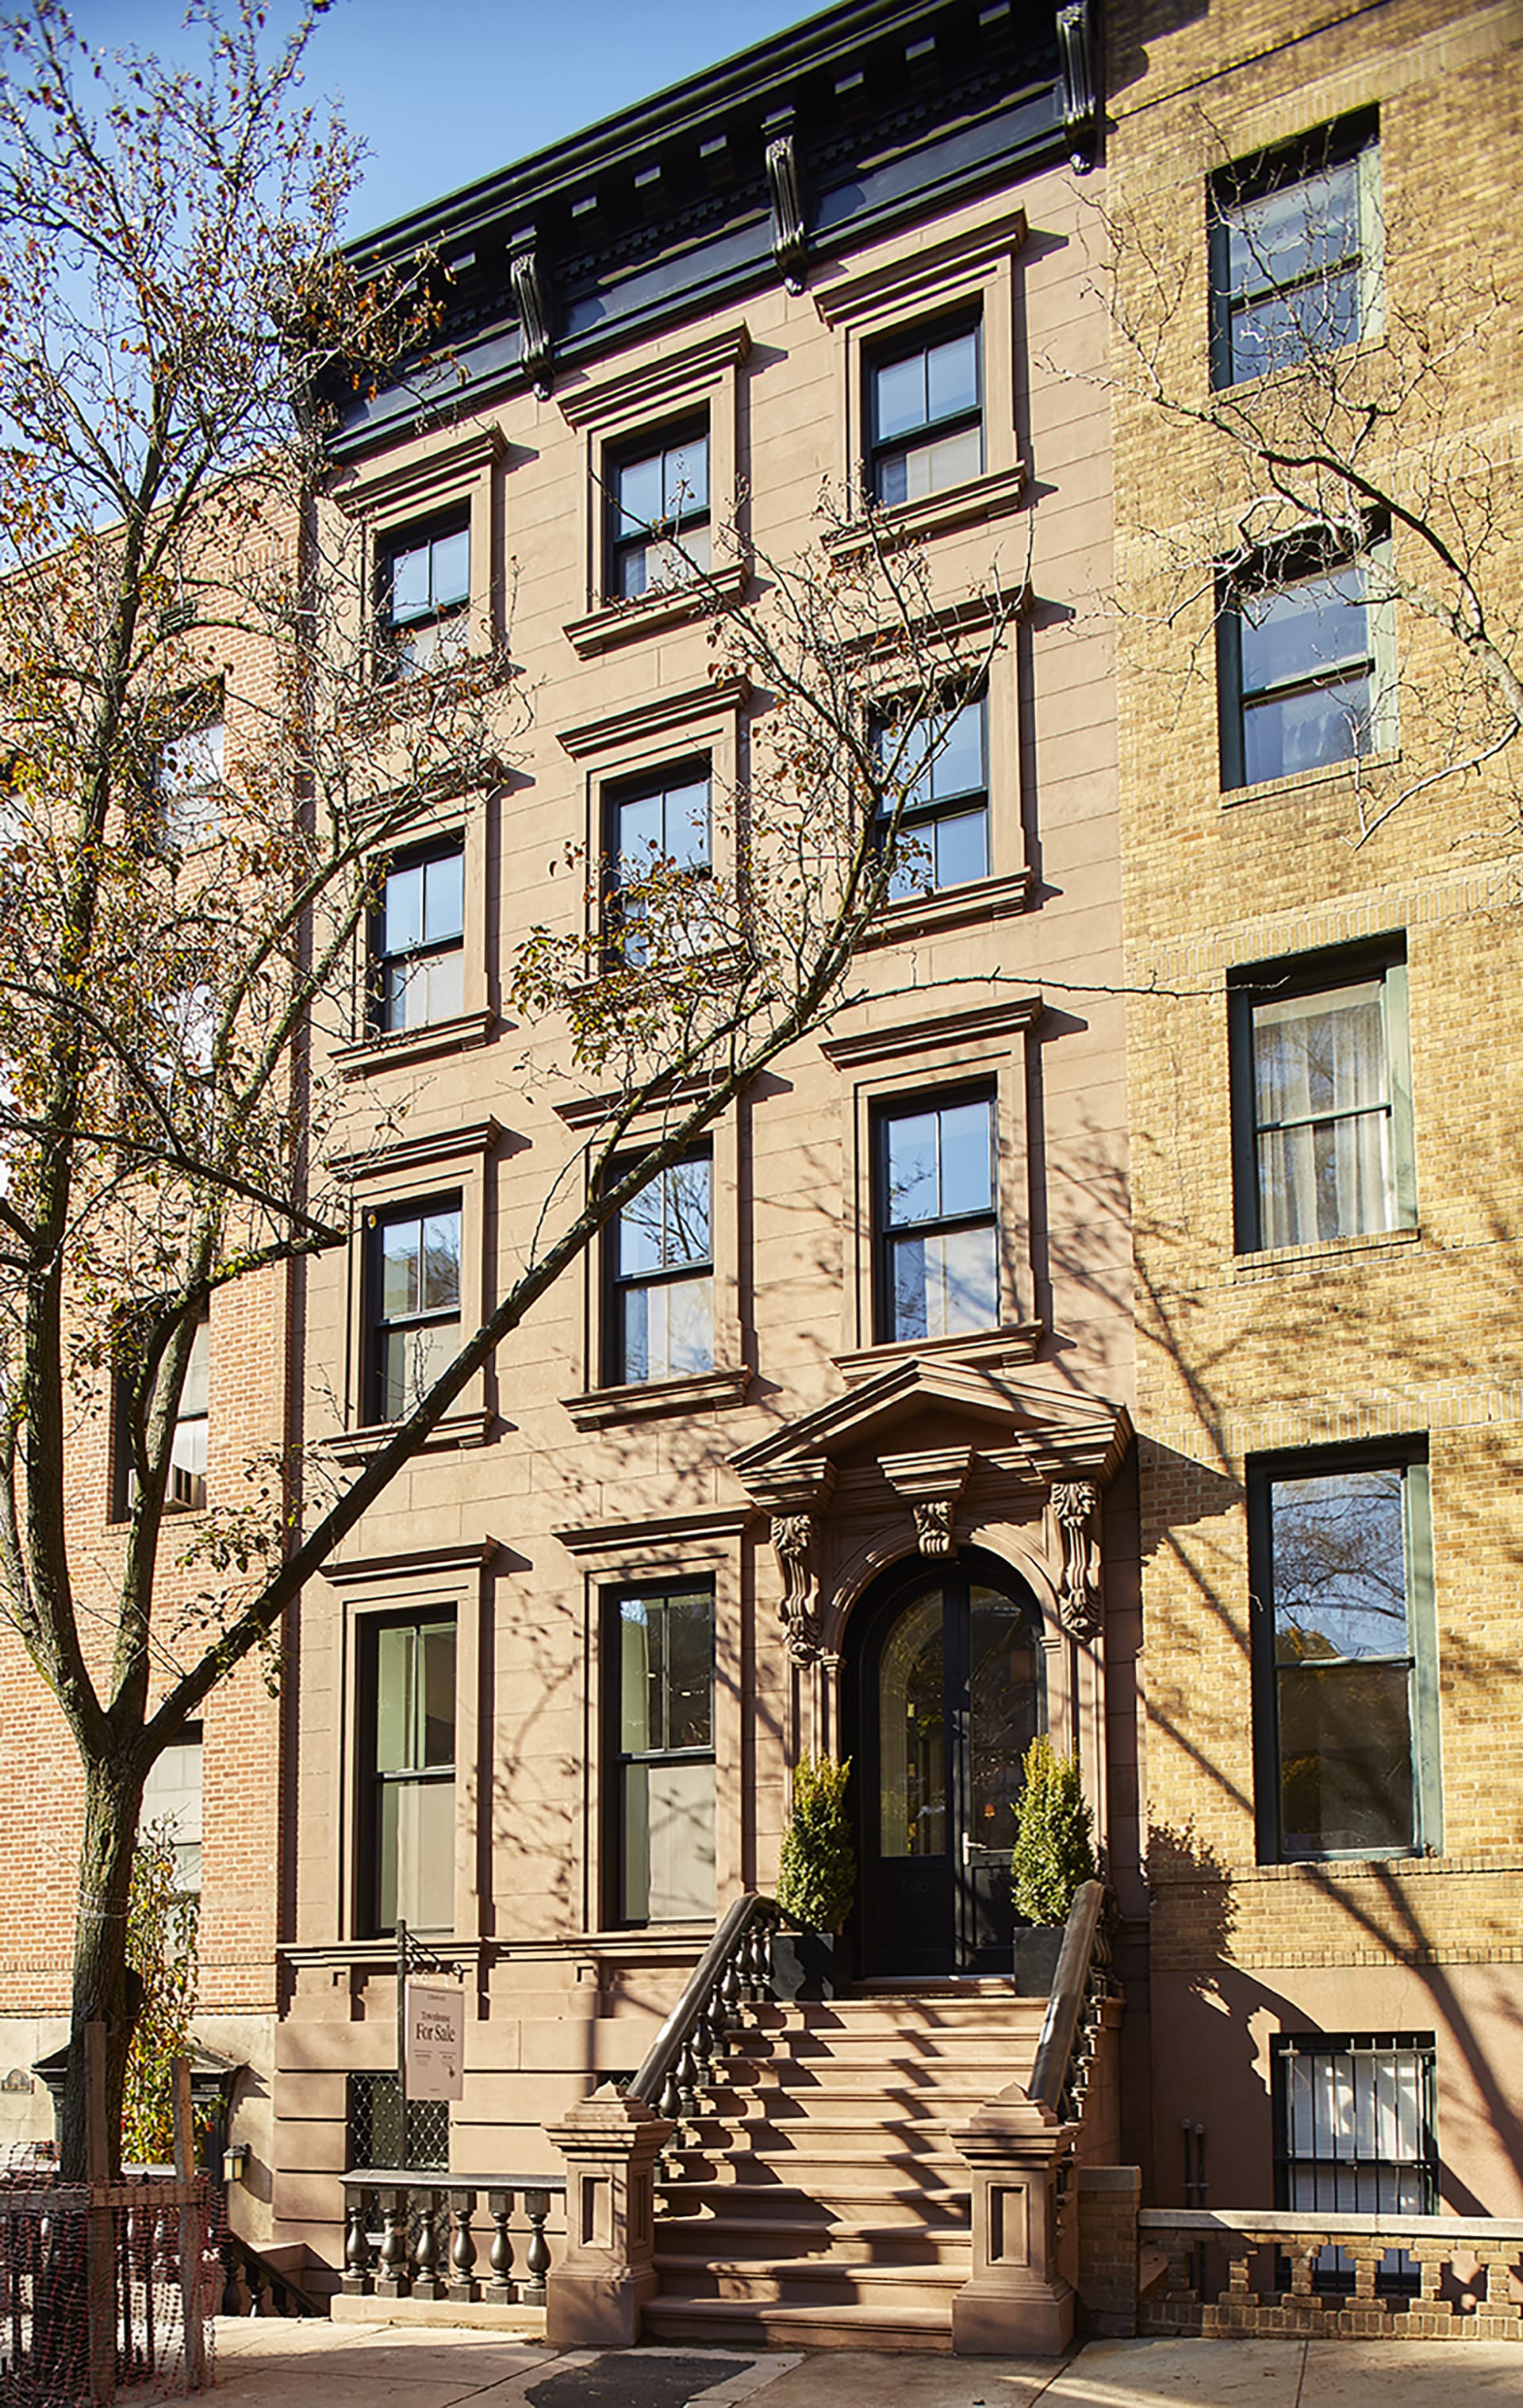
[1049,1478,1102,1638]
[1056,0,1099,174]
[509,227,554,399]
[770,1511,821,1663]
[763,108,808,294]
[882,1446,973,1560]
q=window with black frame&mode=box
[367,1199,462,1422]
[1210,117,1379,389]
[362,1614,456,1936]
[874,1090,998,1344]
[874,695,988,895]
[605,1149,713,1387]
[113,1312,209,1520]
[1272,2030,1436,2288]
[608,1583,715,1926]
[1218,527,1393,791]
[370,839,465,1033]
[866,314,982,507]
[378,516,470,678]
[1250,1449,1438,1863]
[606,419,710,600]
[604,760,711,962]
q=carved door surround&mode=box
[730,1355,1130,1767]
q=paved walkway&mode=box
[212,2319,1523,2406]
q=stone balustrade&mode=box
[339,2172,564,2308]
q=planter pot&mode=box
[769,1929,842,2002]
[1013,1923,1065,1997]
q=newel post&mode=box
[950,2087,1076,2356]
[543,2084,673,2347]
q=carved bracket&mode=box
[1057,0,1099,174]
[764,108,808,293]
[1049,1479,1101,1639]
[509,228,554,398]
[882,1445,973,1560]
[770,1510,822,1664]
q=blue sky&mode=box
[62,0,816,238]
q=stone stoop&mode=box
[643,1990,1048,2352]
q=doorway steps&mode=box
[643,1988,1048,2352]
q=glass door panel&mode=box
[878,1590,946,1858]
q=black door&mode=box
[850,1551,1044,1978]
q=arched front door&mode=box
[847,1549,1045,1979]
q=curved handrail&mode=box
[1026,1877,1108,2119]
[630,1891,780,2115]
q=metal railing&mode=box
[628,1891,780,2126]
[339,2173,566,2306]
[1139,2206,1523,2341]
[1026,1879,1112,2125]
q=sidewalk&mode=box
[212,2319,1523,2406]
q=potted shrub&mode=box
[1010,1735,1096,1995]
[772,1754,855,2001]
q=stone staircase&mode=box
[643,1987,1048,2352]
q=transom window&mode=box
[1252,1451,1437,1863]
[1231,953,1414,1253]
[371,840,465,1033]
[364,1615,455,1935]
[874,1090,998,1344]
[1219,535,1391,790]
[867,316,982,507]
[606,1150,713,1387]
[609,1584,715,1927]
[378,517,470,678]
[875,696,988,895]
[368,1199,462,1422]
[608,420,710,600]
[1211,121,1379,388]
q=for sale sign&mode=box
[404,1980,465,2102]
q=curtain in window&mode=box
[1254,984,1391,1247]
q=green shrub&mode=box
[777,1754,855,1933]
[121,1820,199,2165]
[1011,1735,1096,1926]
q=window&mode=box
[378,516,470,678]
[368,1199,462,1422]
[370,840,465,1033]
[155,688,224,846]
[362,1615,455,1934]
[1251,1451,1438,1863]
[114,1313,209,1517]
[1230,951,1414,1253]
[608,1584,715,1925]
[607,420,710,600]
[604,760,711,961]
[1210,120,1379,388]
[606,1151,713,1387]
[874,1090,998,1343]
[1273,2034,1437,2221]
[867,315,982,507]
[875,696,988,895]
[1219,531,1392,789]
[139,1721,203,1895]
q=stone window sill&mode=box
[563,560,747,660]
[1219,747,1401,811]
[562,1364,752,1430]
[861,869,1031,948]
[316,1406,495,1463]
[332,1009,497,1079]
[826,462,1026,556]
[1231,1223,1421,1281]
[834,1323,1042,1382]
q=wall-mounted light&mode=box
[222,2144,249,2185]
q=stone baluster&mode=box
[658,2061,682,2124]
[520,2189,553,2305]
[485,2188,516,2303]
[447,2189,478,2304]
[374,2187,412,2299]
[341,2191,374,2295]
[1286,2238,1318,2303]
[693,1996,716,2087]
[413,2191,447,2300]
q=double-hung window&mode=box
[875,696,988,895]
[369,1199,462,1422]
[867,315,982,507]
[1230,950,1415,1253]
[609,1583,715,1926]
[114,1312,209,1517]
[606,1150,713,1387]
[1273,2034,1437,2220]
[874,1091,998,1343]
[363,1615,455,1934]
[1210,120,1379,388]
[1219,532,1392,789]
[139,1721,204,1896]
[604,761,712,961]
[607,420,710,600]
[155,687,224,846]
[1251,1449,1439,1863]
[378,516,470,678]
[371,841,466,1033]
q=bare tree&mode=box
[0,1,1020,2171]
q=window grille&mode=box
[347,2072,448,2174]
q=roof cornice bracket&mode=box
[1057,0,1098,174]
[764,106,808,295]
[509,224,554,397]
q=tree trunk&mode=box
[60,1759,145,2180]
